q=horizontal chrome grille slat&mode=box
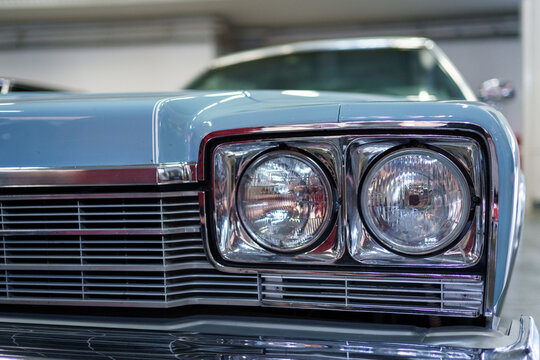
[1,203,199,211]
[3,210,199,216]
[0,191,199,201]
[166,275,254,281]
[166,288,257,297]
[263,290,481,304]
[268,274,480,286]
[0,228,202,235]
[4,248,177,252]
[167,280,257,288]
[262,281,481,295]
[0,262,214,271]
[1,218,200,224]
[263,299,479,315]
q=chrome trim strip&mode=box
[0,261,213,272]
[484,128,501,322]
[0,163,198,187]
[0,190,199,200]
[198,121,484,181]
[0,228,201,236]
[0,297,259,309]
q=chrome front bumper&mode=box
[0,315,536,359]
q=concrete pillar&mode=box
[522,0,540,207]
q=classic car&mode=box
[0,37,535,359]
[0,77,66,94]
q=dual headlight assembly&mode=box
[210,133,485,270]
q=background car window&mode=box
[188,48,466,100]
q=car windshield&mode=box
[187,48,467,100]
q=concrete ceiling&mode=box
[0,0,520,26]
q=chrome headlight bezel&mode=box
[210,139,343,266]
[203,126,487,272]
[358,145,477,257]
[236,148,336,254]
[346,136,485,267]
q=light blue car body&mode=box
[0,89,519,317]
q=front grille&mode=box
[261,274,484,317]
[0,189,483,317]
[0,191,258,307]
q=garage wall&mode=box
[0,43,216,93]
[0,17,222,93]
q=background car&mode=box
[187,37,477,102]
[0,77,66,94]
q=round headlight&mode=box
[360,147,472,256]
[237,150,334,253]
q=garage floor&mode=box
[501,211,540,322]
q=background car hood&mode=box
[0,90,502,167]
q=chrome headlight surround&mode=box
[211,139,342,265]
[236,149,335,254]
[358,145,476,257]
[346,136,485,267]
[203,127,486,271]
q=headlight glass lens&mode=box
[360,148,471,255]
[237,151,333,253]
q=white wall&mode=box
[437,38,522,135]
[0,42,216,93]
[0,17,222,93]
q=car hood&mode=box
[0,90,496,167]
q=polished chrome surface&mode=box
[199,120,514,319]
[0,189,258,307]
[347,136,485,267]
[261,274,484,317]
[200,122,498,318]
[484,127,502,321]
[207,131,486,269]
[0,179,486,317]
[212,140,343,265]
[236,150,335,253]
[0,162,197,187]
[198,120,483,181]
[0,315,533,359]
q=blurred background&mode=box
[0,0,538,320]
[0,0,522,131]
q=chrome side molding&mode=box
[0,162,197,187]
